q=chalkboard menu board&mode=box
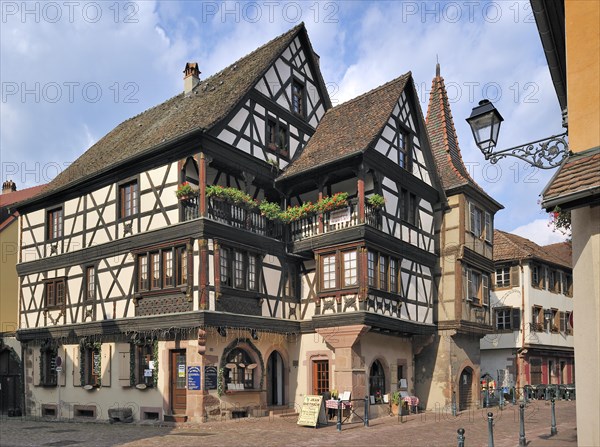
[204,366,218,390]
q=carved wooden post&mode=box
[358,165,365,224]
[199,152,208,217]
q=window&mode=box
[283,264,296,298]
[468,203,492,241]
[40,343,58,386]
[219,246,260,292]
[563,273,573,297]
[150,252,160,289]
[369,360,386,401]
[549,270,556,292]
[343,251,357,287]
[559,311,568,333]
[390,259,398,293]
[119,180,138,218]
[46,207,63,240]
[551,308,559,332]
[45,278,65,308]
[133,342,155,387]
[136,245,188,292]
[225,348,255,390]
[367,251,376,287]
[495,307,520,331]
[398,130,411,171]
[531,265,541,288]
[234,251,245,289]
[465,268,489,306]
[495,266,510,288]
[379,255,388,290]
[532,306,544,331]
[248,256,258,291]
[292,80,304,116]
[85,266,95,301]
[82,343,101,387]
[322,254,336,289]
[266,119,289,158]
[401,189,417,225]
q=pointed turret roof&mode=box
[426,64,502,209]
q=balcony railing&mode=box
[181,196,379,242]
[207,198,283,239]
[290,200,381,241]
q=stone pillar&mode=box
[315,325,370,398]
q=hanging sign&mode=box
[329,207,351,225]
[297,395,327,427]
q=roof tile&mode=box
[493,229,571,269]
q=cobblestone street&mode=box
[0,401,577,447]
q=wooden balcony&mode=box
[182,197,283,239]
[290,200,381,242]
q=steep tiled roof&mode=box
[0,184,47,230]
[278,73,411,179]
[43,24,306,195]
[493,229,572,269]
[541,147,600,208]
[426,64,501,209]
[0,184,47,208]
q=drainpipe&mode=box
[518,261,526,392]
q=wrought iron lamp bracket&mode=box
[485,132,569,169]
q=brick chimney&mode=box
[2,180,16,194]
[183,62,201,95]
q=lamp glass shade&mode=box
[466,100,504,154]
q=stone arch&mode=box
[456,358,478,411]
[219,338,265,391]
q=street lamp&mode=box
[466,99,569,169]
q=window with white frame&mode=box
[343,251,358,287]
[495,266,510,288]
[219,246,260,291]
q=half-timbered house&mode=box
[416,64,503,412]
[16,24,451,422]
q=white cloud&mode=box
[509,219,569,246]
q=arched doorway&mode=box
[459,367,474,411]
[369,360,386,402]
[267,351,284,406]
[0,345,22,415]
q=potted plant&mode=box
[175,182,198,200]
[390,391,401,415]
[367,193,385,209]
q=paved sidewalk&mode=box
[0,400,577,447]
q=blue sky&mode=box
[1,1,568,245]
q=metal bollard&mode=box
[519,404,527,446]
[485,387,490,408]
[551,398,557,435]
[487,412,495,447]
[364,395,370,427]
[457,428,465,447]
[337,399,342,432]
[512,387,517,405]
[500,388,504,408]
[452,391,457,417]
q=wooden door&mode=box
[0,349,21,414]
[312,360,329,396]
[170,350,186,413]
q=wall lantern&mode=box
[467,99,569,169]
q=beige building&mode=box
[480,231,573,392]
[533,1,600,444]
[0,180,45,416]
[414,65,503,411]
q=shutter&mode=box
[510,266,520,287]
[466,202,472,232]
[58,346,66,386]
[462,268,469,300]
[511,308,521,331]
[485,212,492,241]
[32,347,41,386]
[101,343,112,387]
[72,346,81,387]
[117,343,132,386]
